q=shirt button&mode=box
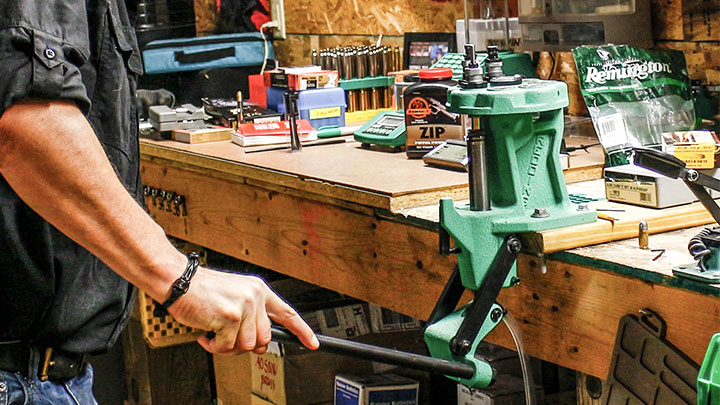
[44,48,56,60]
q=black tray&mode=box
[602,309,699,404]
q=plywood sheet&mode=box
[141,134,604,212]
[141,139,469,210]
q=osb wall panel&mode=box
[273,35,404,66]
[683,0,720,41]
[191,0,720,86]
[650,0,683,40]
[656,41,720,84]
[284,0,464,36]
[195,0,221,36]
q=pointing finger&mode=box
[266,293,319,350]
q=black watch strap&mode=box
[154,252,200,318]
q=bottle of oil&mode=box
[404,68,462,159]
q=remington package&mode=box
[573,45,695,166]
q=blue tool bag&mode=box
[142,32,272,74]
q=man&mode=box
[0,1,318,403]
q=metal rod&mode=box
[236,91,244,125]
[503,0,510,50]
[272,327,476,380]
[467,119,490,211]
[463,0,471,47]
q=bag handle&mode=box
[174,47,235,64]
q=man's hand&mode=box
[168,268,319,354]
[0,100,319,355]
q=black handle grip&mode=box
[271,327,476,380]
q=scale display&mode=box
[422,139,469,171]
[354,111,406,147]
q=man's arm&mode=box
[0,99,319,354]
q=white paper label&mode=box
[596,113,628,148]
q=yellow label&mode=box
[674,144,716,169]
[605,180,657,207]
[309,106,341,120]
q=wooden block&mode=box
[683,0,720,41]
[529,199,715,253]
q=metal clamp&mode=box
[143,186,187,216]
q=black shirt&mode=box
[0,0,143,354]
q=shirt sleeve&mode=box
[0,26,90,120]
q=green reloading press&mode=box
[273,45,596,389]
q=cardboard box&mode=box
[604,164,720,208]
[303,303,371,339]
[335,374,419,405]
[457,375,544,405]
[368,304,423,333]
[264,67,339,91]
[664,130,720,169]
[214,331,428,405]
[249,393,276,405]
[214,342,286,405]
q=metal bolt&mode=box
[508,238,522,253]
[510,277,521,286]
[44,48,56,59]
[450,338,472,356]
[490,308,503,323]
[531,207,550,218]
[687,169,699,182]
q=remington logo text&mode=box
[585,62,671,84]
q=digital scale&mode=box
[422,139,469,171]
[353,110,406,148]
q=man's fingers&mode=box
[199,324,240,354]
[235,306,258,352]
[253,345,269,355]
[266,294,319,350]
[256,307,273,348]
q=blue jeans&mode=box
[0,364,97,405]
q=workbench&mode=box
[138,136,720,382]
